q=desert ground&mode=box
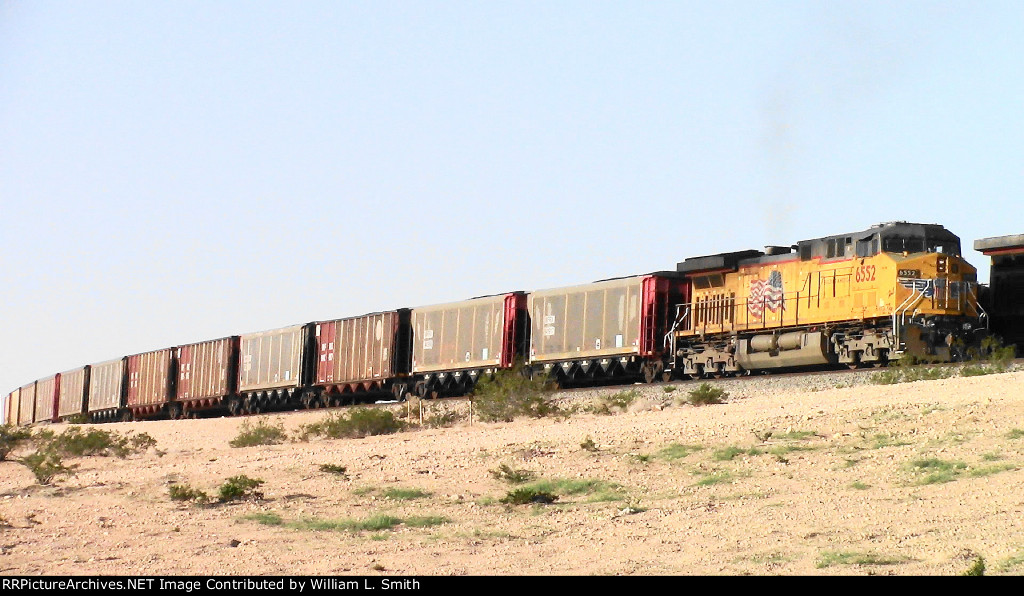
[2,368,1023,576]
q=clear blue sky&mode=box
[2,1,1022,409]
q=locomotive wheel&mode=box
[662,370,673,383]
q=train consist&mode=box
[2,221,1008,426]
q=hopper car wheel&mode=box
[662,370,672,383]
[414,381,429,399]
[168,404,182,421]
[227,399,242,416]
[642,362,662,384]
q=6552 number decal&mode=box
[855,265,876,283]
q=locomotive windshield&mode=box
[881,233,960,256]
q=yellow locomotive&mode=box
[670,222,986,378]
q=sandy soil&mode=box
[2,369,1023,576]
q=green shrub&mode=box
[20,450,75,485]
[906,458,967,485]
[319,464,348,477]
[423,407,463,428]
[0,425,33,462]
[500,487,558,505]
[2,426,153,486]
[37,427,155,458]
[490,463,535,484]
[963,556,985,576]
[471,364,558,422]
[217,475,265,502]
[292,514,403,532]
[244,513,446,533]
[229,419,288,448]
[871,358,954,385]
[772,430,818,441]
[239,512,283,526]
[404,515,450,528]
[962,340,1015,377]
[657,443,704,460]
[381,487,430,500]
[685,383,728,406]
[816,551,906,568]
[712,445,762,461]
[593,389,640,415]
[296,408,404,441]
[169,483,210,504]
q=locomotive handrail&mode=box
[966,283,989,327]
[892,285,926,351]
[664,304,690,351]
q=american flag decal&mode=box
[898,278,935,298]
[748,270,784,320]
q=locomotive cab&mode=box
[867,222,984,360]
[796,221,962,262]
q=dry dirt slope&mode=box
[1,370,1023,576]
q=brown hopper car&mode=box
[411,293,527,397]
[57,366,89,420]
[87,358,125,422]
[34,374,60,424]
[18,382,36,426]
[313,310,411,406]
[176,336,239,417]
[528,274,688,383]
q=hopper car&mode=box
[974,234,1024,354]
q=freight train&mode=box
[2,221,1000,426]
